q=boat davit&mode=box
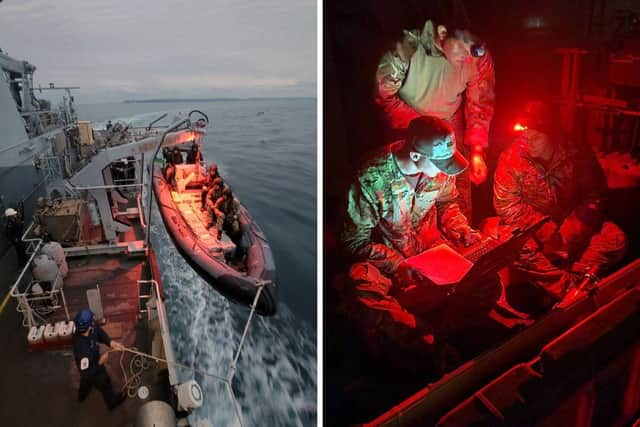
[152,148,277,316]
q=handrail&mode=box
[146,113,169,131]
[138,279,179,385]
[9,222,73,328]
[137,192,146,229]
[10,222,42,299]
[68,183,144,191]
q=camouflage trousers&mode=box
[344,261,501,357]
[514,221,627,299]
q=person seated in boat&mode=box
[171,146,184,165]
[165,147,186,189]
[340,116,501,370]
[213,187,241,240]
[165,163,177,189]
[494,100,627,310]
[205,177,225,222]
[201,164,221,209]
[162,146,171,164]
[163,146,175,184]
[186,141,201,164]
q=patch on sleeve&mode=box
[80,357,90,370]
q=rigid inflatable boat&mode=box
[153,160,277,315]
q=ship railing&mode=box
[15,273,70,328]
[137,192,146,229]
[9,222,71,328]
[137,280,179,384]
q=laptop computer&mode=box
[393,217,549,314]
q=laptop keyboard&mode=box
[462,237,501,264]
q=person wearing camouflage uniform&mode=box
[376,20,496,219]
[201,164,220,210]
[342,116,497,355]
[205,177,224,228]
[213,187,240,241]
[494,101,627,304]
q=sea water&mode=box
[78,98,317,426]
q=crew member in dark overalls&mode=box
[72,309,126,410]
[5,208,27,266]
[165,147,185,189]
[186,141,201,164]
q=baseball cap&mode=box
[408,116,469,176]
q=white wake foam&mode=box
[150,207,317,426]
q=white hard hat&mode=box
[5,208,17,217]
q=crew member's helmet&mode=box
[74,309,95,333]
[5,208,17,217]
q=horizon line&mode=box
[120,96,316,103]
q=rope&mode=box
[108,346,228,383]
[106,346,243,426]
[117,347,153,398]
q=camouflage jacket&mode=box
[376,20,495,148]
[494,139,607,241]
[342,142,470,275]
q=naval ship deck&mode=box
[0,247,169,427]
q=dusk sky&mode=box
[0,0,316,103]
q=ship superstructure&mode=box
[0,50,252,426]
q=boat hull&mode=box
[152,168,277,316]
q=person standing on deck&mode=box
[376,20,495,220]
[5,208,27,267]
[72,309,126,411]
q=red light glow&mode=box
[513,123,528,132]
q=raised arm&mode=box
[464,51,496,150]
[375,31,422,130]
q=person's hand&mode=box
[110,341,125,351]
[447,227,482,247]
[99,352,109,365]
[555,286,587,309]
[469,146,488,185]
[543,231,568,262]
[368,244,390,260]
[393,261,425,288]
